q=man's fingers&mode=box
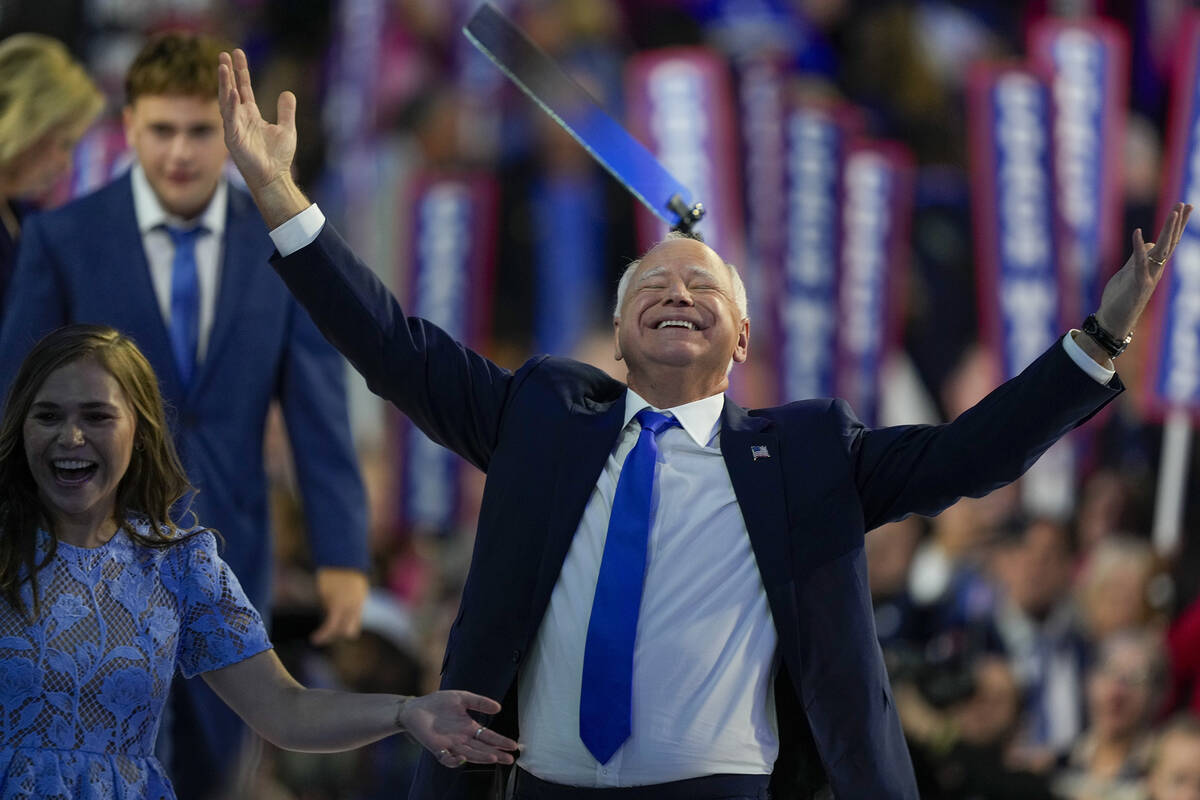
[1174,203,1193,250]
[309,617,337,645]
[217,62,242,127]
[304,609,350,647]
[308,608,356,645]
[217,63,233,113]
[233,48,256,106]
[1133,227,1147,264]
[277,91,298,132]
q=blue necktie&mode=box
[164,225,205,388]
[580,408,680,764]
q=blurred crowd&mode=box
[6,0,1200,798]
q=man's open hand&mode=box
[1096,202,1193,338]
[217,49,310,227]
[310,567,369,646]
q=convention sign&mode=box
[1029,18,1129,325]
[736,56,788,400]
[834,141,914,427]
[396,173,498,534]
[1146,12,1200,416]
[625,47,746,264]
[967,63,1063,380]
[968,62,1073,516]
[778,99,855,401]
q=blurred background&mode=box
[7,0,1200,798]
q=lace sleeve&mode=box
[165,531,272,678]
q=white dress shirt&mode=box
[131,164,227,362]
[518,390,779,786]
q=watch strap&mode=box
[1081,313,1132,358]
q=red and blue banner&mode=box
[778,100,855,401]
[835,142,914,427]
[1030,18,1128,325]
[1146,12,1200,416]
[736,56,788,402]
[967,63,1063,381]
[396,173,497,534]
[969,62,1079,516]
[625,47,746,266]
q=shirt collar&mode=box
[130,162,227,237]
[623,388,725,448]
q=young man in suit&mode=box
[0,34,370,799]
[218,49,1190,799]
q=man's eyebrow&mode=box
[685,266,720,283]
[637,266,667,283]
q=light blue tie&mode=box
[164,225,205,388]
[580,408,679,764]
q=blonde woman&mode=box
[0,34,104,303]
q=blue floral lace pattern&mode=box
[0,520,271,799]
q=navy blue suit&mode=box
[0,173,368,797]
[274,224,1121,800]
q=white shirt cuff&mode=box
[269,204,326,257]
[1062,331,1116,384]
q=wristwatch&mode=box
[1081,313,1132,358]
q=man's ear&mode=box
[732,318,749,364]
[613,316,624,361]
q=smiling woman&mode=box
[0,325,518,798]
[0,34,104,306]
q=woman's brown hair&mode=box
[0,324,203,615]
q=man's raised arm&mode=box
[216,48,516,474]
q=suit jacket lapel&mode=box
[197,188,260,393]
[529,395,627,625]
[101,175,187,400]
[720,401,793,590]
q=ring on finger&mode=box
[474,726,485,740]
[1149,254,1167,266]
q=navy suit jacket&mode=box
[0,173,368,611]
[274,224,1121,800]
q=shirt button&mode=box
[511,649,521,663]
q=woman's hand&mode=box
[398,690,520,768]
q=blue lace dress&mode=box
[0,520,272,799]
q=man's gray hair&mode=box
[612,232,749,321]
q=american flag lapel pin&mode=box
[751,444,770,461]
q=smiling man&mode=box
[217,48,1190,800]
[0,33,370,800]
[613,234,749,406]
